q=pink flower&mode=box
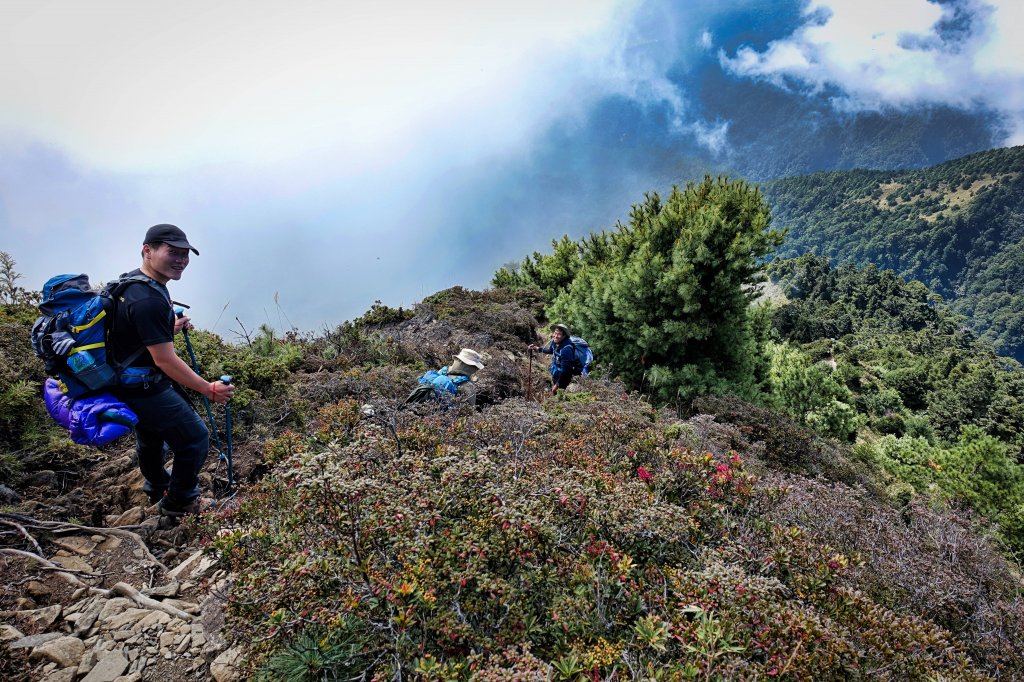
[637,466,653,483]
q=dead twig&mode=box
[110,582,195,621]
[0,518,43,556]
[0,548,104,592]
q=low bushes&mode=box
[206,387,1011,680]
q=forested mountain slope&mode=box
[762,146,1024,359]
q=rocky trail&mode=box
[1,446,255,682]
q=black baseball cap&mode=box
[144,224,199,255]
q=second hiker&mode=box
[528,323,590,395]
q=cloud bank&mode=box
[720,0,1024,142]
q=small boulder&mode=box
[40,668,77,682]
[51,536,98,555]
[109,506,147,527]
[0,623,25,642]
[30,635,85,667]
[25,580,53,599]
[18,604,62,629]
[81,650,130,682]
[0,483,20,503]
[210,646,243,682]
[9,631,62,650]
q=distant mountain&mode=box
[762,146,1024,359]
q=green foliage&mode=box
[258,623,371,681]
[491,236,582,306]
[769,255,1024,557]
[0,301,77,483]
[354,300,414,327]
[174,326,304,428]
[515,177,784,404]
[766,342,860,440]
[763,146,1024,359]
[770,255,1024,452]
[0,251,40,305]
[861,427,1024,557]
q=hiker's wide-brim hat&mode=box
[454,348,484,369]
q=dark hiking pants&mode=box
[118,386,209,506]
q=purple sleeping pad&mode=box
[44,378,138,446]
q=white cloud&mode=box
[720,0,1024,143]
[0,0,632,173]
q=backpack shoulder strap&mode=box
[103,273,170,372]
[106,273,169,302]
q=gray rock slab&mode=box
[51,536,98,556]
[210,646,243,682]
[9,631,63,649]
[18,604,62,629]
[75,600,105,634]
[81,650,130,682]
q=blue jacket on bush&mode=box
[418,367,470,396]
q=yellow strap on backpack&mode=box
[69,343,105,354]
[69,310,105,333]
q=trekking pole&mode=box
[220,375,235,489]
[175,307,225,453]
[527,349,534,402]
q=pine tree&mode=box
[549,177,785,403]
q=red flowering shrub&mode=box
[203,382,1014,680]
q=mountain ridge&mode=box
[762,145,1024,358]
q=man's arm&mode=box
[530,341,553,354]
[146,342,234,404]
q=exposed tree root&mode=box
[0,512,169,573]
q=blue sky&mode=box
[2,0,1021,333]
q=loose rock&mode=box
[17,604,62,629]
[210,646,243,682]
[51,536,98,555]
[9,631,63,650]
[40,668,77,682]
[81,650,130,682]
[30,635,85,667]
[0,622,25,642]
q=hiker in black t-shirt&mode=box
[110,224,235,518]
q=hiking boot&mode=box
[157,497,202,518]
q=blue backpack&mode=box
[553,336,593,377]
[569,336,593,376]
[31,273,167,401]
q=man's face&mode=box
[145,243,190,282]
[551,328,566,343]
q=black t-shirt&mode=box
[108,269,173,375]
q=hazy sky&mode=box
[2,0,1021,334]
